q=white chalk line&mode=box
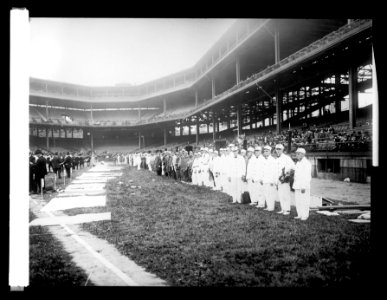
[44,207,139,286]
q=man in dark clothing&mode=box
[74,155,80,170]
[51,152,62,179]
[64,152,73,178]
[34,149,47,194]
[154,152,162,176]
[59,153,64,176]
[29,152,36,193]
[80,155,85,169]
[46,155,53,173]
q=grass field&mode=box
[76,166,371,287]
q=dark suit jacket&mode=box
[51,156,61,168]
[35,156,47,178]
[64,156,73,168]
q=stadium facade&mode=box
[29,19,373,182]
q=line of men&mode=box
[29,150,95,194]
[129,144,312,220]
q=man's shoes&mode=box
[264,208,274,211]
[300,217,308,221]
[256,205,265,208]
[283,211,290,215]
[294,216,301,219]
[277,211,284,214]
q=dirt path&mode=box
[29,163,168,286]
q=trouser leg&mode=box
[301,189,311,219]
[295,189,302,217]
[278,183,291,212]
[263,183,275,210]
[248,180,258,204]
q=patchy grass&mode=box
[80,166,371,287]
[29,212,94,287]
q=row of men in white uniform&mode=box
[191,144,312,221]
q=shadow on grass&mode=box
[29,211,94,287]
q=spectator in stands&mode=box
[34,149,47,194]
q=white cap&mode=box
[263,145,272,151]
[241,149,246,153]
[214,150,218,154]
[296,148,306,154]
[209,149,213,153]
[254,146,262,151]
[232,146,239,151]
[203,147,208,152]
[247,147,255,152]
[228,144,235,148]
[275,144,284,150]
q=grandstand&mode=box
[29,19,373,182]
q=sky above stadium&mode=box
[29,18,236,87]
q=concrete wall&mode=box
[307,155,371,183]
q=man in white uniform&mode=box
[211,150,222,190]
[259,145,277,211]
[229,146,246,203]
[191,152,200,185]
[253,146,265,208]
[222,145,234,196]
[245,147,259,206]
[275,144,295,215]
[293,148,312,221]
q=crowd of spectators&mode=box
[217,123,372,153]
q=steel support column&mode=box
[163,98,167,114]
[45,100,49,120]
[212,110,216,141]
[195,90,199,107]
[349,65,358,129]
[276,89,282,134]
[236,56,241,84]
[196,115,199,145]
[46,127,49,149]
[274,22,280,63]
[236,104,242,137]
[138,131,141,149]
[335,73,342,113]
[212,77,216,99]
[90,131,93,153]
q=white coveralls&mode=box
[259,155,277,210]
[191,157,200,185]
[245,156,262,205]
[276,154,295,213]
[293,157,312,219]
[228,155,246,203]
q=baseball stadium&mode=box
[26,19,373,287]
